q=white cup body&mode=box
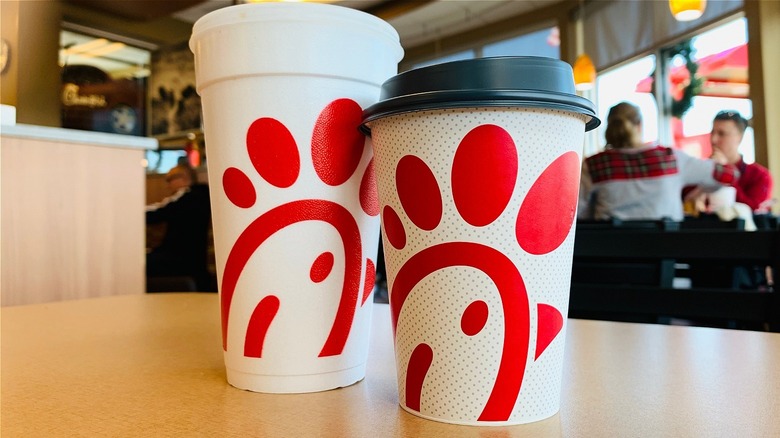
[708,186,737,212]
[369,107,586,424]
[190,3,402,393]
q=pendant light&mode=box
[242,0,335,3]
[573,54,596,91]
[669,0,707,22]
[573,0,595,91]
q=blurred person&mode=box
[579,102,739,221]
[707,110,772,212]
[146,164,212,291]
[684,112,773,289]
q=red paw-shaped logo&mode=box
[383,124,580,422]
[219,99,379,359]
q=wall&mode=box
[746,0,780,207]
[0,1,19,108]
[0,0,62,126]
[1,132,148,305]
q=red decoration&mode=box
[311,98,365,186]
[220,99,375,359]
[535,303,564,360]
[382,206,407,250]
[359,158,380,216]
[405,343,434,412]
[461,300,489,336]
[310,252,335,284]
[362,259,376,306]
[396,155,443,231]
[222,167,257,209]
[244,295,280,358]
[386,126,569,421]
[516,151,580,255]
[452,125,518,227]
[247,117,300,188]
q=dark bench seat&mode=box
[569,223,780,331]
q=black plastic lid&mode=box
[361,56,600,133]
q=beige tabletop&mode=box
[2,293,779,437]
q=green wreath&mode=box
[651,40,703,119]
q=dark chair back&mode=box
[682,214,745,230]
[570,226,780,331]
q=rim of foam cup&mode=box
[190,2,401,52]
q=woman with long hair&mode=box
[578,102,739,220]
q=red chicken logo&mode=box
[219,99,378,359]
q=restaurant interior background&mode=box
[3,6,780,434]
[1,0,779,304]
[1,0,778,189]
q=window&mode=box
[144,149,188,174]
[594,18,752,162]
[595,55,659,154]
[678,18,753,162]
[413,50,475,69]
[412,26,559,70]
[483,27,559,59]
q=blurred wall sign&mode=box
[61,83,107,108]
[60,64,145,136]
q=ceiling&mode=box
[66,0,563,50]
[66,0,210,21]
[60,0,564,79]
[370,0,561,48]
[175,0,561,48]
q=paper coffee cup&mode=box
[190,3,403,393]
[362,57,599,424]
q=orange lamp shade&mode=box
[573,54,596,91]
[246,0,336,3]
[669,0,707,22]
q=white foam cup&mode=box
[708,186,737,212]
[190,2,403,393]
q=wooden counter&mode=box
[0,124,156,305]
[2,294,779,436]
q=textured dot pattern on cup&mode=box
[371,107,586,425]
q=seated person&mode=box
[579,102,739,221]
[146,164,212,291]
[686,110,773,212]
[685,112,773,288]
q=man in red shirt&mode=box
[710,110,773,212]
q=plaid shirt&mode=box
[585,146,678,183]
[580,145,741,221]
[586,146,739,185]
